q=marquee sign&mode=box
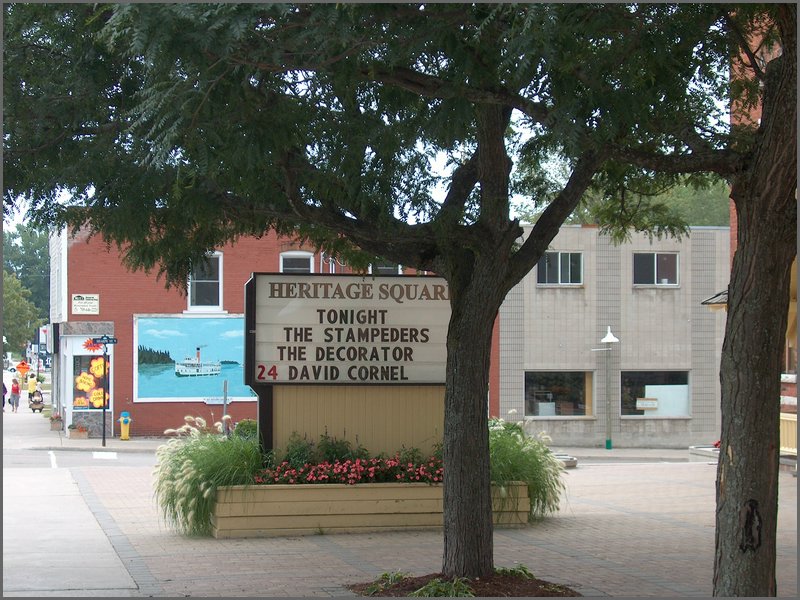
[245,274,450,385]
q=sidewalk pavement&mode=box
[3,406,797,597]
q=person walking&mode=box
[9,378,21,413]
[27,374,37,404]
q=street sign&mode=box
[91,335,118,345]
[15,361,31,378]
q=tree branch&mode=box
[509,150,602,282]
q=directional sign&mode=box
[91,335,118,345]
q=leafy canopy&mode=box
[4,3,742,289]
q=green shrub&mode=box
[317,430,369,462]
[364,571,410,596]
[409,577,475,597]
[233,418,258,439]
[488,418,565,520]
[154,416,265,536]
[283,432,316,470]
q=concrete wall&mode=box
[499,225,729,448]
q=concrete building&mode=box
[494,224,730,448]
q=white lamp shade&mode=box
[601,326,619,344]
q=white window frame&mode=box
[369,260,403,275]
[186,252,224,313]
[536,251,583,285]
[280,251,314,273]
[633,252,679,286]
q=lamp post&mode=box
[592,326,619,450]
[600,326,619,450]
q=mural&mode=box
[135,316,255,402]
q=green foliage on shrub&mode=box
[154,416,264,536]
[488,418,565,520]
[233,418,257,439]
[409,577,475,597]
[495,564,535,579]
[317,430,369,463]
[364,571,410,596]
[283,432,316,470]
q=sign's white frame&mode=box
[245,274,450,385]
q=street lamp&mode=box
[593,326,619,450]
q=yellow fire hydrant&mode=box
[118,411,132,440]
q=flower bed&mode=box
[211,481,530,538]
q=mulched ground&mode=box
[348,572,582,597]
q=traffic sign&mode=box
[15,361,31,377]
[91,335,118,345]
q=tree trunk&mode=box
[441,255,509,578]
[713,28,796,596]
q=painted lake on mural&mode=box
[136,316,255,400]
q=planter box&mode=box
[50,421,63,431]
[67,429,89,439]
[212,482,530,539]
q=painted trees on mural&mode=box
[4,3,795,590]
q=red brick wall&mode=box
[65,230,316,435]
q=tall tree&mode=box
[711,7,796,596]
[2,270,44,353]
[3,223,50,319]
[4,4,795,588]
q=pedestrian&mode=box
[2,381,6,412]
[9,378,21,413]
[27,374,37,404]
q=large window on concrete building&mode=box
[537,252,582,285]
[633,252,678,285]
[280,251,314,273]
[188,253,222,311]
[621,371,689,416]
[524,371,593,417]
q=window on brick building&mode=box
[187,253,222,311]
[280,251,313,273]
[371,260,403,275]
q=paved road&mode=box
[2,404,797,597]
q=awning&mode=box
[701,289,728,310]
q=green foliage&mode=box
[154,416,265,536]
[409,577,475,597]
[3,223,50,319]
[2,270,44,352]
[137,346,174,365]
[495,564,535,579]
[317,430,370,463]
[233,418,258,440]
[364,571,410,596]
[283,432,317,470]
[488,419,566,520]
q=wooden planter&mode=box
[67,429,89,439]
[50,421,63,431]
[212,482,530,539]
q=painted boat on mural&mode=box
[175,347,221,377]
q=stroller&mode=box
[29,389,44,413]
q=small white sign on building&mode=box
[71,293,100,315]
[636,397,659,410]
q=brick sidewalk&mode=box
[76,461,797,597]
